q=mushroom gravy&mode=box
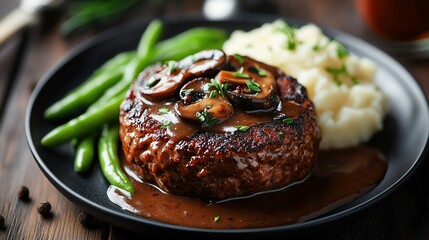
[108,145,387,229]
[137,97,303,142]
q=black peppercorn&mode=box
[17,186,30,201]
[78,211,99,229]
[37,201,52,218]
[0,215,5,230]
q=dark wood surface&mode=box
[1,0,428,239]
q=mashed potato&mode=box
[223,20,388,149]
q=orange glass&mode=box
[355,0,429,41]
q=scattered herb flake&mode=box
[168,60,178,73]
[233,54,245,64]
[182,88,194,95]
[207,118,219,128]
[335,41,349,59]
[159,108,170,114]
[312,38,327,52]
[246,80,261,92]
[233,67,250,79]
[196,111,205,122]
[196,106,219,128]
[209,90,218,98]
[146,76,159,88]
[214,215,220,222]
[276,21,297,50]
[254,66,267,77]
[222,83,229,96]
[208,78,228,97]
[326,65,347,75]
[283,117,294,125]
[235,126,250,132]
[160,120,173,128]
[326,65,347,86]
[312,42,321,51]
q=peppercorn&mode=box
[78,211,96,228]
[37,201,52,218]
[0,215,5,230]
[17,186,30,201]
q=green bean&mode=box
[61,0,139,36]
[98,123,134,193]
[89,19,163,107]
[91,51,136,78]
[73,133,96,173]
[90,57,151,108]
[152,27,227,62]
[44,51,135,120]
[41,91,125,147]
[137,19,163,57]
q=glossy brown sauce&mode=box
[108,145,387,229]
[144,98,303,141]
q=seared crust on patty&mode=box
[119,51,320,200]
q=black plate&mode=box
[26,14,429,238]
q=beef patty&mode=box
[119,49,321,200]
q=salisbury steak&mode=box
[119,49,321,200]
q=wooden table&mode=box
[1,0,428,239]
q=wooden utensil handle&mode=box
[0,8,36,45]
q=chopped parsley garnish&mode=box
[326,65,347,86]
[214,215,220,222]
[233,72,250,79]
[168,60,178,73]
[146,76,159,88]
[182,88,194,96]
[196,106,219,128]
[208,78,228,97]
[335,41,349,59]
[233,53,245,64]
[159,108,170,114]
[276,21,297,50]
[209,90,218,98]
[246,80,261,92]
[254,66,267,77]
[160,120,173,128]
[235,126,250,132]
[312,38,327,52]
[283,117,294,125]
[233,67,250,79]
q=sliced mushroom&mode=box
[139,63,191,100]
[175,78,234,126]
[215,58,279,110]
[179,49,226,77]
